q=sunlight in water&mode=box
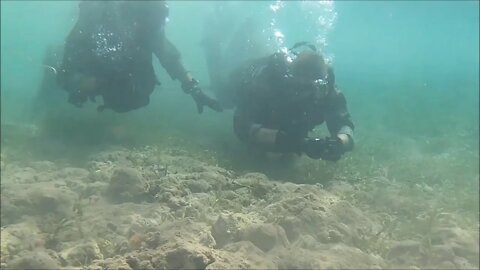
[269,0,285,13]
[300,0,337,61]
[264,0,337,59]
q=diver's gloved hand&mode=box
[68,90,88,108]
[65,74,97,108]
[182,78,223,114]
[302,136,344,161]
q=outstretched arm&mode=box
[151,25,222,113]
[324,67,355,152]
[152,30,190,83]
[233,105,306,154]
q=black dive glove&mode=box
[275,131,344,161]
[182,78,223,114]
[68,90,88,108]
[63,72,97,108]
[302,137,345,161]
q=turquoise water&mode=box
[2,1,478,143]
[1,1,478,268]
[1,0,478,215]
[2,0,477,174]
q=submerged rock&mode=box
[105,167,146,203]
[276,243,385,269]
[28,161,56,172]
[1,222,46,262]
[276,216,303,242]
[0,196,21,226]
[165,246,214,269]
[386,240,421,259]
[239,223,289,252]
[0,153,5,171]
[186,179,212,193]
[291,234,318,249]
[59,240,104,266]
[211,214,241,248]
[209,241,276,269]
[5,183,77,220]
[7,251,61,269]
[27,186,76,217]
[1,146,476,270]
[89,256,133,270]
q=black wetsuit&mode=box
[232,53,354,152]
[58,1,188,112]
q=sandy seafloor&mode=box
[0,124,478,270]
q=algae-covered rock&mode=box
[208,241,276,269]
[59,240,104,266]
[438,260,456,269]
[235,172,274,199]
[105,167,146,203]
[276,243,385,269]
[83,181,109,198]
[0,145,476,270]
[165,246,215,269]
[88,167,112,183]
[28,161,56,172]
[0,153,5,171]
[1,228,19,263]
[6,251,61,269]
[276,216,303,242]
[239,223,289,252]
[7,166,38,184]
[291,234,318,249]
[186,179,212,193]
[125,254,155,270]
[57,167,90,179]
[1,195,21,226]
[89,256,133,270]
[27,185,76,217]
[431,226,479,266]
[386,240,421,260]
[453,255,476,269]
[1,222,45,263]
[430,244,455,262]
[200,230,217,248]
[211,214,241,248]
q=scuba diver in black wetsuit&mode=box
[231,46,355,161]
[203,10,355,161]
[57,0,222,113]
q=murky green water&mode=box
[1,1,478,269]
